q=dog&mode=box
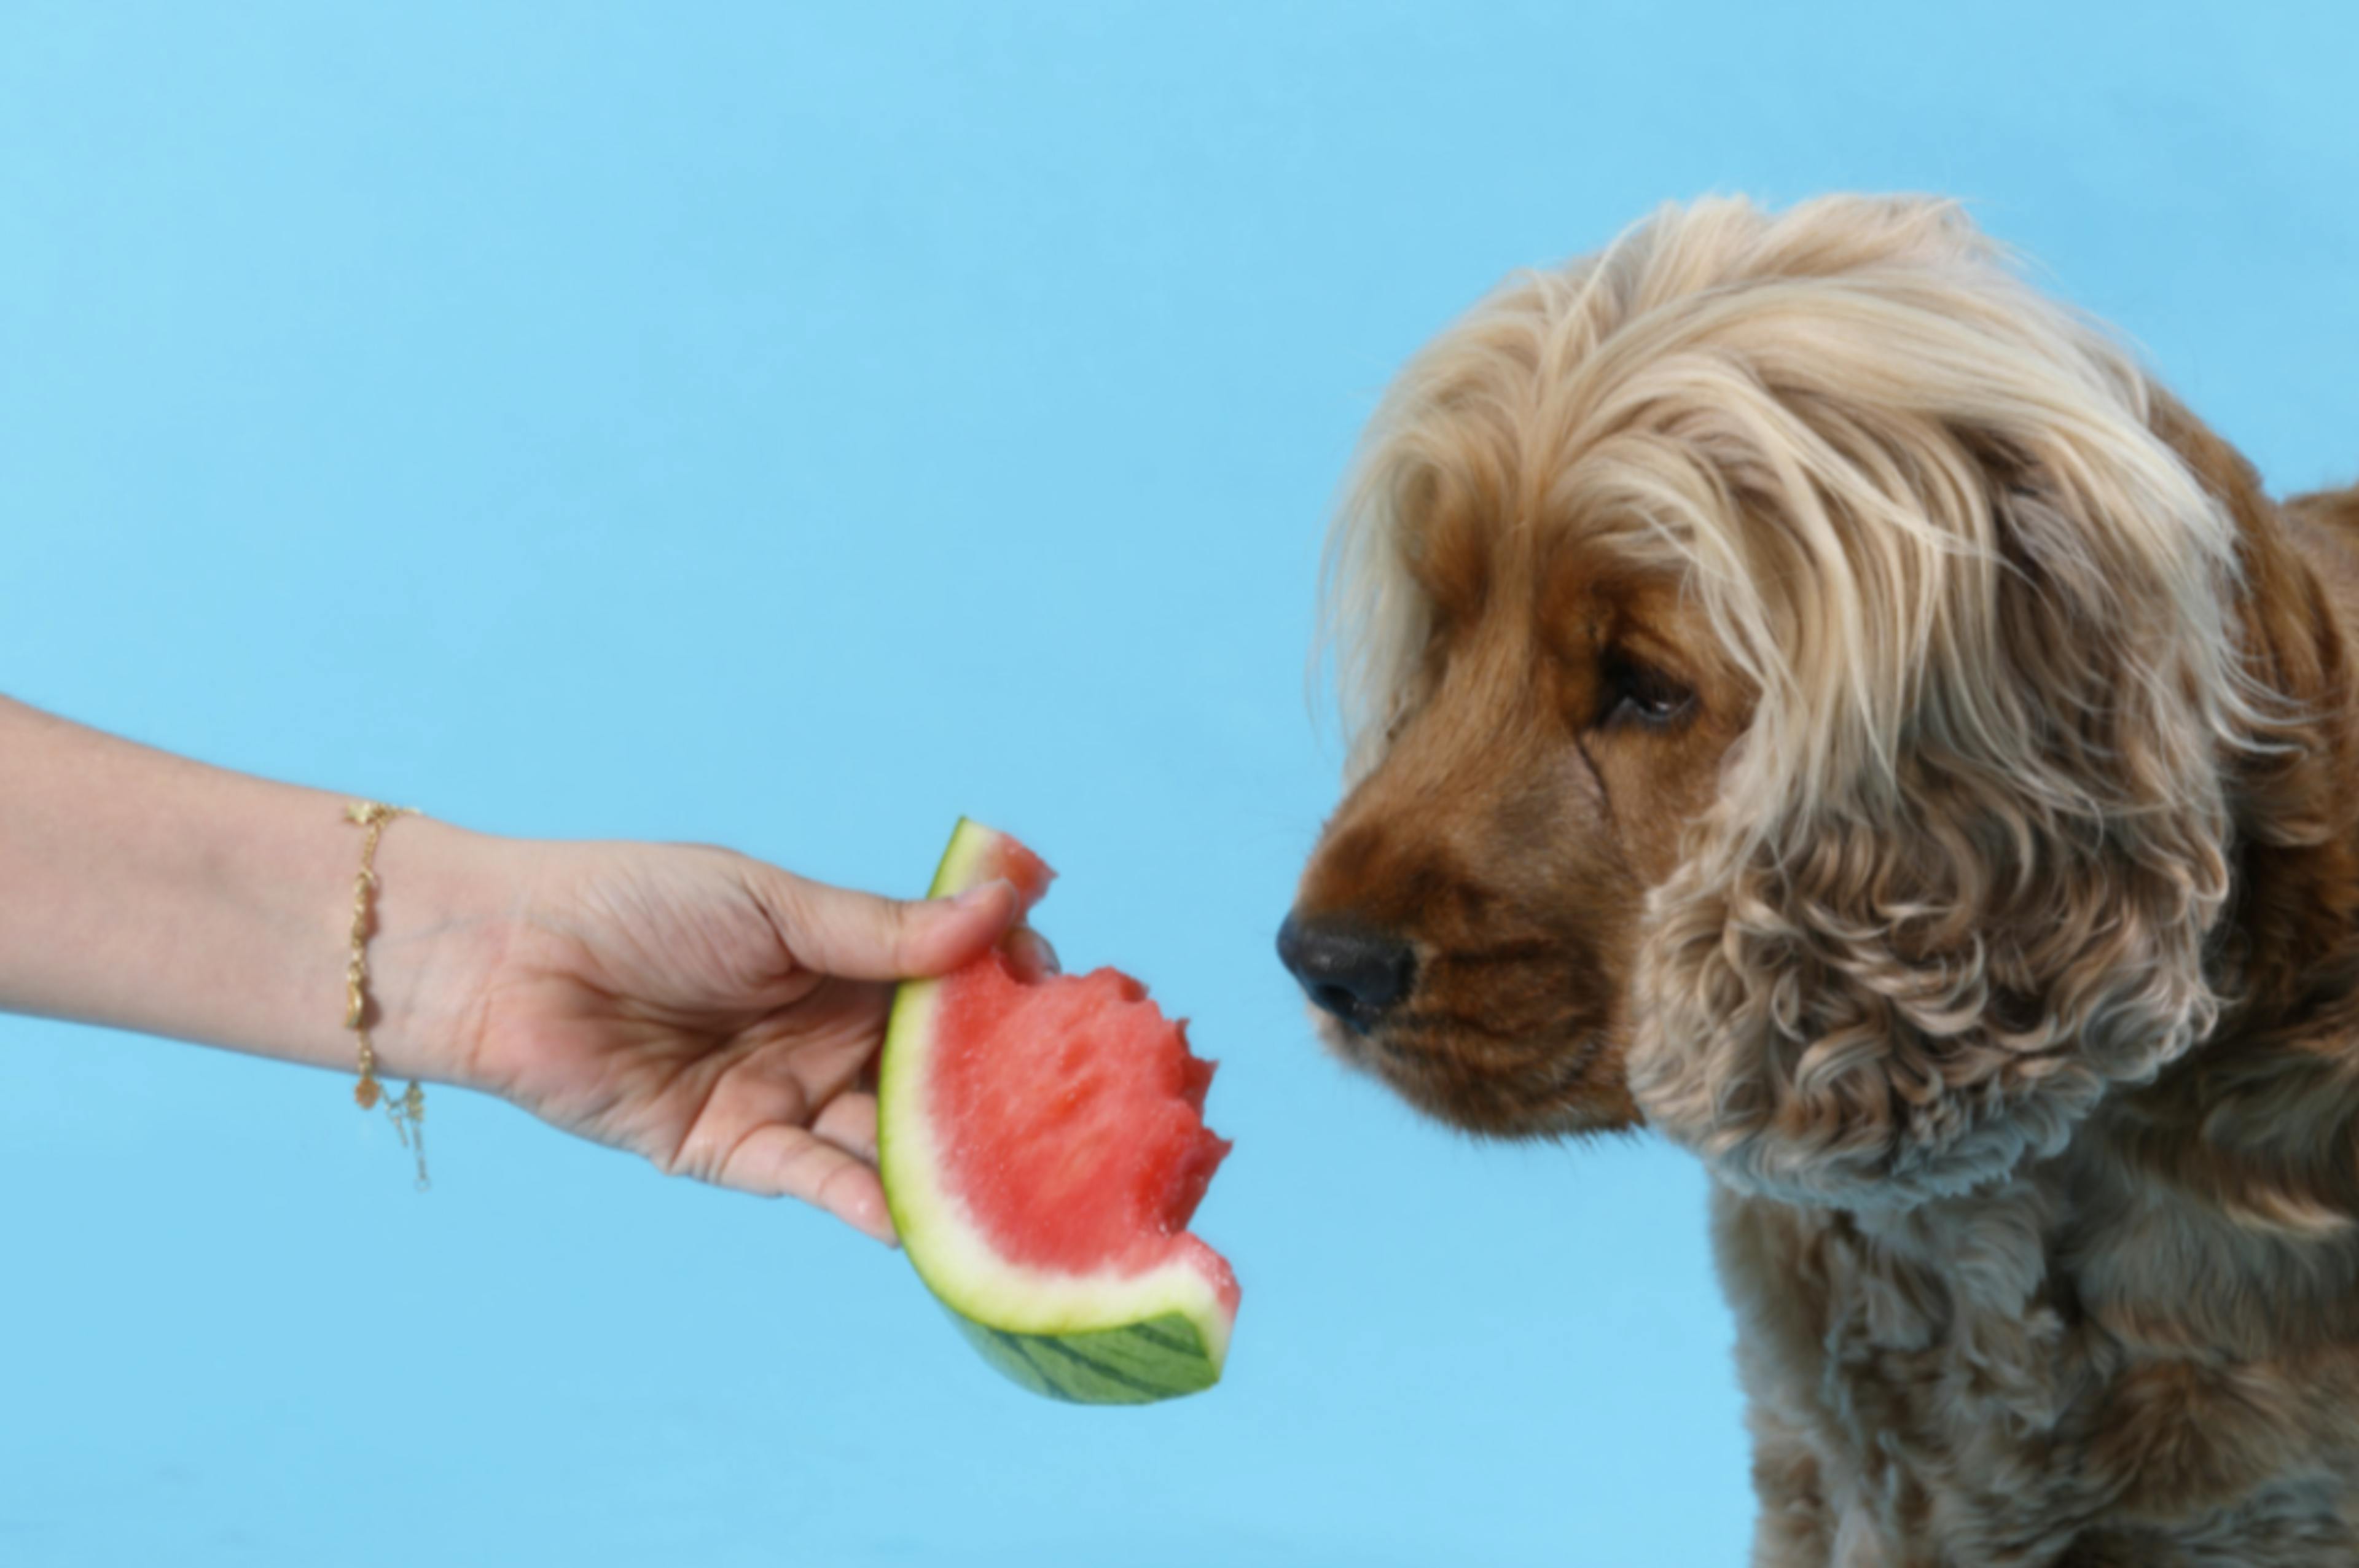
[1280,193,2359,1566]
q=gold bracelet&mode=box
[344,800,429,1190]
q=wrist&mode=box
[361,815,531,1094]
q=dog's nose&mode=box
[1277,912,1416,1031]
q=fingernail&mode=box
[1004,927,1060,981]
[950,877,1014,910]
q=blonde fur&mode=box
[1329,195,2261,1202]
[1305,193,2359,1562]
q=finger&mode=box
[751,866,1021,981]
[1001,926,1061,983]
[812,1091,878,1165]
[723,1122,899,1245]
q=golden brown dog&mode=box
[1281,193,2359,1565]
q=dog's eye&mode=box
[1598,653,1694,730]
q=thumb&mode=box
[753,867,1021,981]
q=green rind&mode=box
[917,814,1001,902]
[877,818,1230,1406]
[951,1312,1219,1407]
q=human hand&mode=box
[437,838,1052,1242]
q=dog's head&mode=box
[1285,194,2264,1206]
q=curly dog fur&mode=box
[1285,193,2359,1564]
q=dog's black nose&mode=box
[1277,913,1416,1031]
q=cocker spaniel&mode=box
[1281,193,2359,1566]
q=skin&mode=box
[0,695,1055,1243]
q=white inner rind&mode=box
[877,820,1235,1370]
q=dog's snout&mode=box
[1277,912,1416,1032]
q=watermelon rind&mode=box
[877,818,1232,1405]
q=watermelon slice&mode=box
[877,819,1239,1404]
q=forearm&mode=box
[0,697,509,1085]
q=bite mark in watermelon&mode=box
[878,819,1239,1404]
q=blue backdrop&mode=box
[1,4,2350,1564]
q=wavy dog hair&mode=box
[1323,193,2279,1206]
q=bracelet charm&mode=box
[343,800,428,1189]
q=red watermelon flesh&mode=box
[877,820,1240,1403]
[928,839,1237,1299]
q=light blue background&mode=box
[1,4,2350,1564]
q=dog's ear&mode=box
[1627,417,2245,1206]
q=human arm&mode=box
[0,695,1031,1240]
